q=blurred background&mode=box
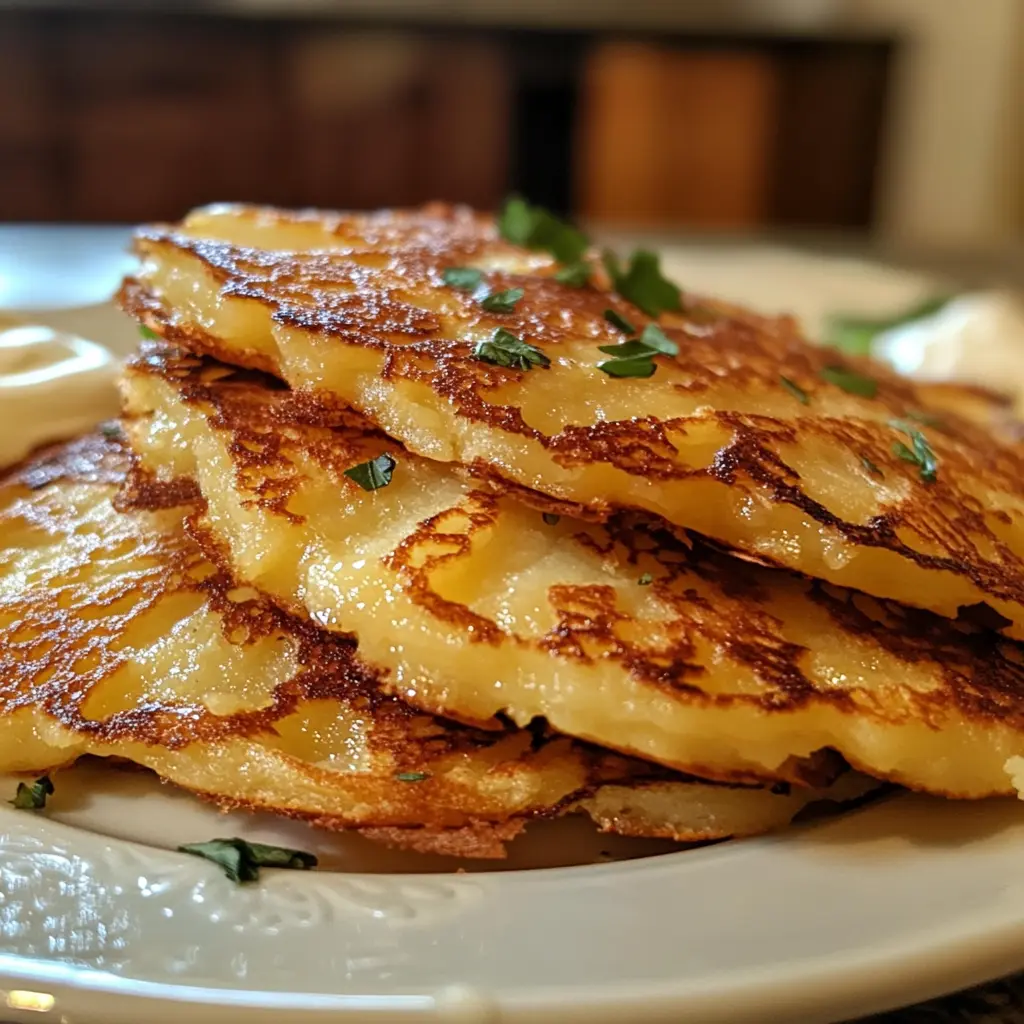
[0,0,1020,251]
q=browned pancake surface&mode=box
[120,344,1024,798]
[121,203,1024,638]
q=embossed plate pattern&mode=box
[1,788,1024,1023]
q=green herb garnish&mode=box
[825,296,950,357]
[602,249,682,318]
[820,365,878,398]
[480,287,524,313]
[890,420,938,483]
[542,513,561,526]
[395,771,431,783]
[860,455,883,478]
[100,422,123,440]
[638,572,653,586]
[443,267,483,291]
[498,197,589,265]
[139,325,159,341]
[474,328,550,371]
[598,323,678,378]
[604,309,637,335]
[597,356,657,379]
[344,453,396,492]
[178,838,317,884]
[906,408,945,428]
[555,261,592,287]
[10,776,53,810]
[780,376,809,405]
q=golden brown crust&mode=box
[117,343,1024,797]
[119,205,1024,636]
[357,820,527,860]
[7,437,856,855]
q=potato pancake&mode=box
[0,433,859,856]
[122,344,1024,798]
[121,203,1024,638]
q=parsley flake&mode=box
[906,408,945,428]
[604,309,637,335]
[555,261,592,287]
[480,287,524,313]
[100,422,123,440]
[395,771,431,783]
[542,512,561,526]
[474,328,550,371]
[10,776,53,810]
[139,325,159,341]
[498,197,589,265]
[344,453,396,492]
[598,356,657,379]
[598,323,678,378]
[443,266,483,291]
[779,376,809,405]
[179,838,317,884]
[603,249,682,318]
[638,572,653,586]
[820,365,878,398]
[860,455,883,478]
[890,420,938,483]
[825,296,950,356]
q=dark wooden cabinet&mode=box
[0,10,889,229]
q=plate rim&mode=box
[2,794,1024,1024]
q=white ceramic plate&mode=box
[2,236,1023,1024]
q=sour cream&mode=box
[874,292,1024,404]
[0,321,120,468]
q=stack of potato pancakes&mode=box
[5,199,1024,862]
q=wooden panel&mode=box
[578,43,779,227]
[577,42,668,222]
[661,52,778,226]
[284,31,509,211]
[0,15,60,219]
[55,14,286,221]
[418,39,510,209]
[768,42,890,227]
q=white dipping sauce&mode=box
[0,322,120,468]
[874,292,1024,404]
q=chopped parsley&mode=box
[474,328,550,371]
[542,512,561,526]
[100,422,123,440]
[604,308,637,335]
[395,771,431,783]
[10,776,53,810]
[890,420,938,483]
[498,197,589,265]
[178,838,317,884]
[554,261,591,287]
[598,323,678,378]
[820,365,878,399]
[780,376,809,405]
[443,266,483,291]
[343,453,396,492]
[598,355,656,379]
[480,287,524,313]
[139,325,159,341]
[602,249,682,318]
[825,296,950,357]
[906,408,944,428]
[638,572,654,586]
[860,455,883,478]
